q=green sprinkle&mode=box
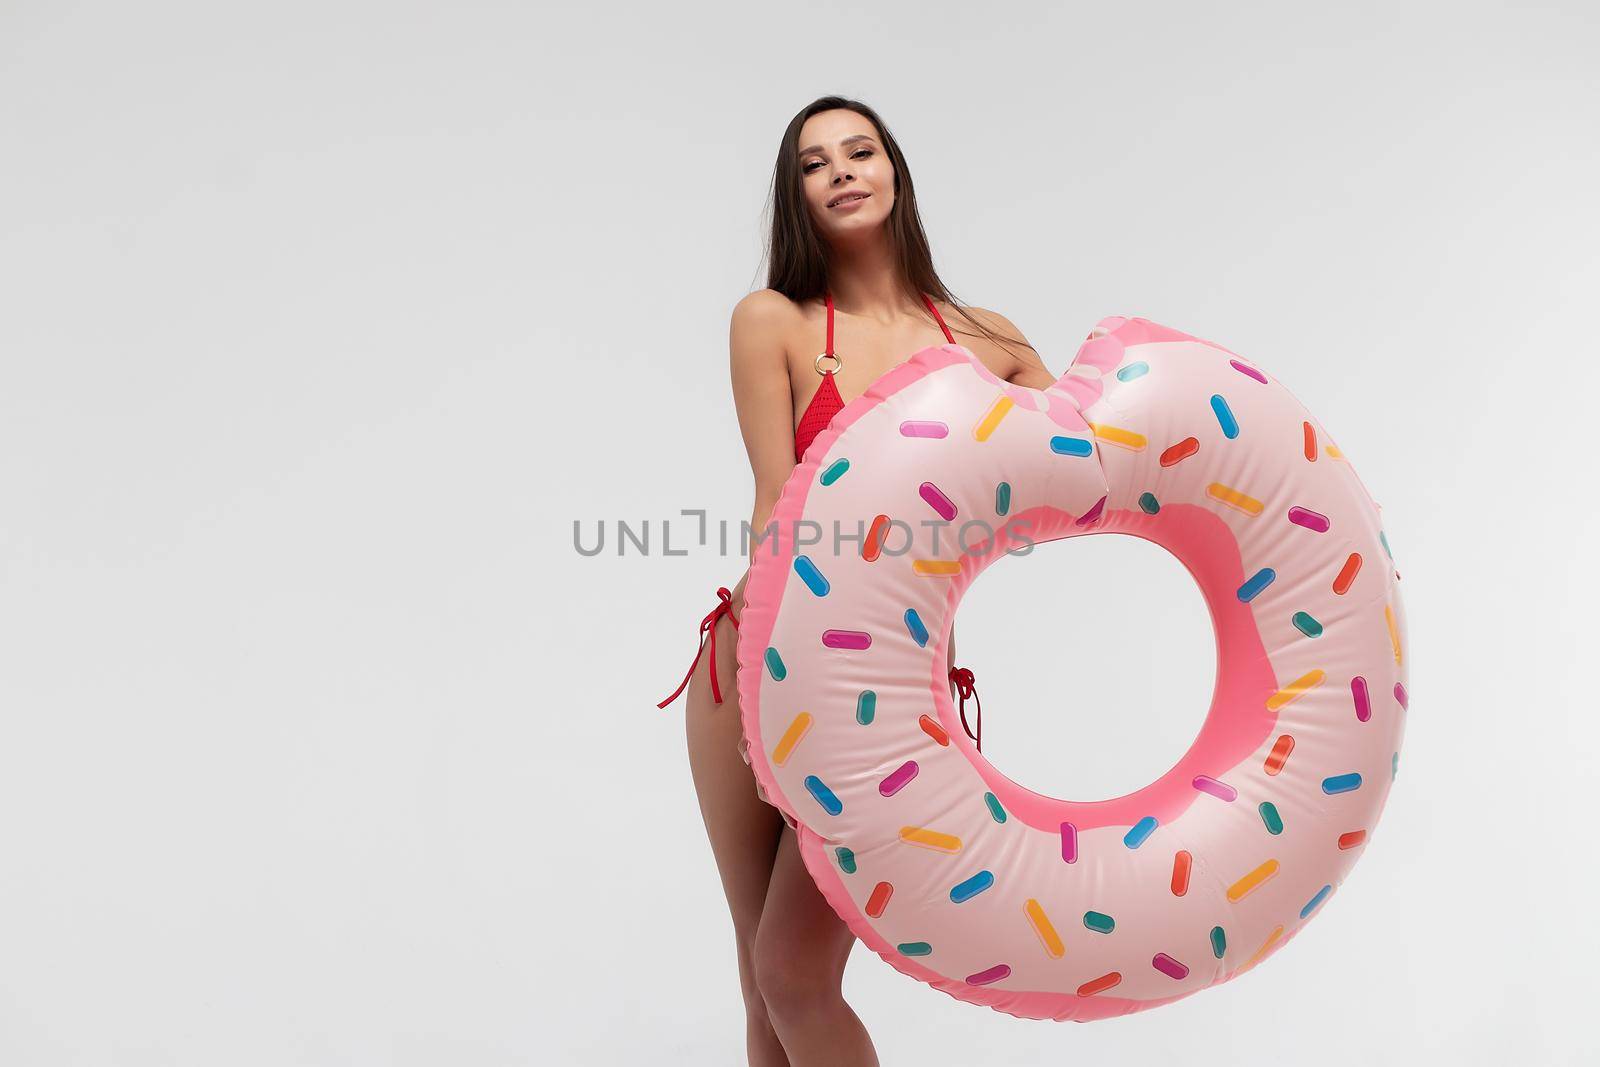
[820,458,850,486]
[763,647,787,681]
[995,481,1011,516]
[856,690,876,725]
[1259,801,1283,835]
[835,846,856,874]
[984,792,1007,823]
[1292,611,1323,638]
[1210,926,1227,958]
[1083,911,1115,934]
[1379,530,1392,559]
[1138,491,1160,514]
[897,941,932,957]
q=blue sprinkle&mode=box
[793,554,829,597]
[1124,816,1158,849]
[950,870,994,903]
[1116,361,1149,382]
[1049,435,1093,457]
[1211,394,1239,439]
[1237,567,1276,602]
[1300,884,1333,919]
[820,458,850,486]
[904,608,929,647]
[763,647,786,681]
[804,775,843,815]
[1322,772,1363,795]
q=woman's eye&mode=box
[852,149,873,159]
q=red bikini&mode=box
[657,291,980,750]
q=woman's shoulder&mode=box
[731,287,802,326]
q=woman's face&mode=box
[797,109,895,241]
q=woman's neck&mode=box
[825,239,920,322]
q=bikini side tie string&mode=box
[657,586,740,709]
[949,665,982,752]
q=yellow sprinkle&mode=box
[912,559,962,577]
[899,826,963,853]
[1024,898,1065,958]
[1326,443,1344,459]
[1088,422,1147,451]
[1266,669,1326,712]
[1386,604,1402,664]
[973,395,1015,441]
[1206,482,1264,515]
[771,712,813,766]
[1242,924,1285,971]
[1226,859,1280,902]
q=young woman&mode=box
[657,96,1057,1065]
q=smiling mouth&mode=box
[829,193,871,208]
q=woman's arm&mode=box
[972,307,1056,389]
[728,289,797,601]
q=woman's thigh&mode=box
[754,823,856,993]
[683,585,785,944]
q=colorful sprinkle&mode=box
[1393,751,1399,779]
[804,775,842,816]
[899,825,962,853]
[1380,530,1393,559]
[1160,437,1199,467]
[919,715,949,745]
[950,870,994,903]
[974,396,1015,442]
[919,480,957,520]
[1207,482,1264,515]
[984,792,1007,823]
[1075,495,1107,526]
[1138,491,1160,514]
[793,554,830,596]
[1244,925,1284,970]
[1267,669,1325,712]
[1322,772,1362,795]
[820,458,850,486]
[1124,816,1158,849]
[771,712,813,766]
[1333,552,1362,594]
[1227,859,1280,902]
[822,629,871,650]
[866,881,894,917]
[900,420,949,439]
[912,559,962,577]
[1060,822,1078,864]
[1351,676,1371,722]
[863,514,890,561]
[965,963,1011,986]
[1394,682,1409,709]
[995,481,1011,515]
[1024,899,1065,958]
[1089,422,1147,451]
[1193,775,1238,802]
[1152,952,1190,980]
[1301,884,1333,918]
[1210,394,1240,438]
[835,846,856,874]
[897,941,932,957]
[856,690,876,725]
[1386,603,1402,664]
[758,647,788,684]
[1292,611,1323,637]
[1326,443,1345,459]
[1171,850,1192,896]
[879,760,919,797]
[1287,506,1331,533]
[1259,801,1284,835]
[1049,435,1094,457]
[1230,359,1268,383]
[1265,734,1295,775]
[1338,830,1367,850]
[1237,567,1276,602]
[1210,926,1227,959]
[1083,911,1116,934]
[1077,972,1122,997]
[1116,361,1149,381]
[903,608,929,646]
[1303,421,1318,461]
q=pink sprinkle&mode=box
[879,760,919,797]
[1287,506,1331,532]
[919,481,957,520]
[899,420,950,439]
[1394,682,1409,709]
[1152,953,1190,980]
[1075,494,1107,527]
[966,963,1012,986]
[1060,822,1078,864]
[1192,775,1238,802]
[1352,676,1371,722]
[821,629,871,650]
[1229,359,1268,383]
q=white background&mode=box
[2,1,1595,1063]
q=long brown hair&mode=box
[762,95,1042,369]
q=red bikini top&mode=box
[794,290,956,462]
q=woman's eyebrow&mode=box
[797,134,877,156]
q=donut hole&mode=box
[951,533,1215,804]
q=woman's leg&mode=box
[683,583,790,1066]
[753,825,879,1066]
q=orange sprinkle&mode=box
[863,514,890,561]
[1303,421,1317,461]
[1024,898,1065,959]
[1089,422,1148,451]
[1264,734,1295,775]
[1077,971,1122,997]
[1171,850,1192,896]
[1338,830,1367,850]
[1243,925,1285,971]
[973,395,1015,441]
[919,714,950,746]
[1227,859,1280,902]
[912,559,962,577]
[1206,482,1264,516]
[771,712,814,766]
[1267,669,1326,712]
[1386,603,1402,664]
[899,826,962,853]
[1333,552,1362,595]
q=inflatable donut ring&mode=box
[734,316,1408,1022]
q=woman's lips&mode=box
[829,193,871,210]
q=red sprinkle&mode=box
[1160,437,1200,467]
[1265,734,1295,775]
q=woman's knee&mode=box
[752,925,839,1019]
